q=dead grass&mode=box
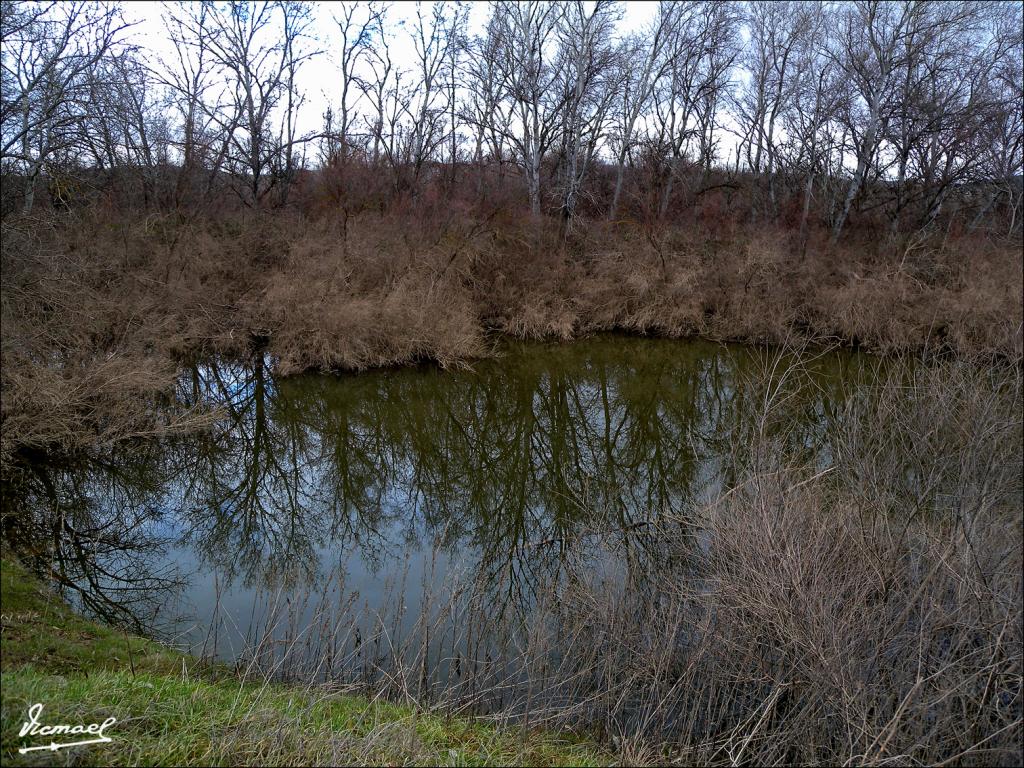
[1,206,1021,467]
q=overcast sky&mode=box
[120,1,664,146]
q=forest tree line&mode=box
[1,0,1022,240]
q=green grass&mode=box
[0,558,610,766]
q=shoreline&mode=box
[3,210,1020,466]
[0,557,609,767]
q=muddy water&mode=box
[4,336,876,686]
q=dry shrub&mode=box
[690,353,1022,764]
[239,463,1021,765]
[267,279,485,374]
[252,215,486,372]
[698,470,1021,765]
[0,214,215,465]
[563,353,1021,764]
[2,204,1021,466]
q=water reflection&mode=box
[3,442,184,632]
[1,337,871,644]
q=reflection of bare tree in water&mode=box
[1,444,184,634]
[175,355,369,587]
[2,339,862,646]
[395,343,742,612]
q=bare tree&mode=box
[827,0,924,241]
[194,0,315,206]
[733,1,812,218]
[553,0,621,228]
[462,10,515,199]
[355,7,405,184]
[2,0,1019,238]
[81,48,168,208]
[775,2,842,240]
[441,1,468,185]
[402,1,462,191]
[604,3,679,220]
[968,4,1024,235]
[651,0,738,220]
[274,1,316,204]
[1,0,129,211]
[330,1,381,165]
[488,0,564,216]
[158,2,228,207]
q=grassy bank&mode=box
[0,558,609,766]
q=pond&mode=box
[3,336,876,701]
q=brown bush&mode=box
[1,204,1021,466]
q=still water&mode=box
[4,336,874,687]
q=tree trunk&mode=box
[23,169,38,213]
[832,98,880,242]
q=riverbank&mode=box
[2,208,1021,467]
[1,343,1020,766]
[0,558,609,766]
